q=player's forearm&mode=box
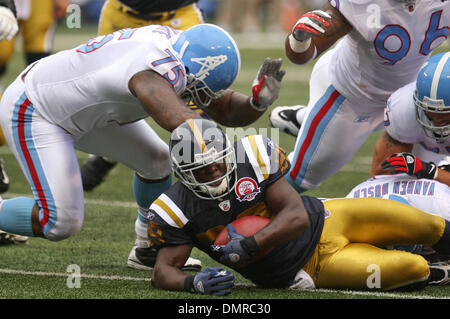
[370,132,413,176]
[435,168,450,187]
[130,70,201,131]
[285,2,352,65]
[152,263,188,291]
[254,205,310,252]
[206,90,265,127]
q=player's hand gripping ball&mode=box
[212,216,272,267]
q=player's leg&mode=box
[315,243,431,290]
[21,0,55,65]
[0,79,84,241]
[269,48,334,137]
[75,120,202,271]
[315,198,450,289]
[286,90,384,193]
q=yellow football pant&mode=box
[0,0,54,66]
[303,198,445,291]
[98,0,204,35]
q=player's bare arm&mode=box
[254,177,310,252]
[129,70,201,131]
[151,244,193,291]
[204,90,265,127]
[285,2,353,65]
[370,132,412,176]
[435,168,450,187]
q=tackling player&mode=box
[79,0,206,271]
[148,118,450,295]
[370,52,450,187]
[268,0,450,193]
[0,24,285,261]
[82,0,206,194]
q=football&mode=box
[214,215,273,263]
[214,215,271,245]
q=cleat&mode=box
[269,105,305,137]
[127,245,202,271]
[81,155,117,191]
[0,230,28,245]
[428,262,450,286]
[0,158,10,194]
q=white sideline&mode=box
[0,268,447,299]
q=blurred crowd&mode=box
[70,0,327,33]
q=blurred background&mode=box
[68,0,327,34]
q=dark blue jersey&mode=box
[148,135,325,288]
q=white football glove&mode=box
[250,58,286,111]
[0,6,18,41]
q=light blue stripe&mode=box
[12,93,57,235]
[288,85,345,188]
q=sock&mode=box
[0,197,36,237]
[432,220,450,255]
[132,174,172,244]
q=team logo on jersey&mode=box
[218,200,231,212]
[192,55,228,80]
[235,177,260,202]
[324,209,331,219]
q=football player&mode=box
[0,24,285,267]
[81,0,206,194]
[370,52,450,188]
[81,0,205,188]
[79,0,205,270]
[149,118,450,295]
[269,0,450,193]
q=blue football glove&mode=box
[211,224,259,267]
[191,267,234,296]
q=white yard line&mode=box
[0,268,447,299]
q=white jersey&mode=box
[23,25,186,136]
[346,174,450,221]
[329,0,450,106]
[384,81,450,164]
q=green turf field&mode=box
[0,25,448,302]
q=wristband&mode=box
[289,34,312,53]
[183,275,195,292]
[249,97,268,112]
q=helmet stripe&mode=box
[430,52,450,100]
[186,118,208,153]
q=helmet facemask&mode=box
[414,90,450,144]
[180,73,225,108]
[171,123,237,200]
